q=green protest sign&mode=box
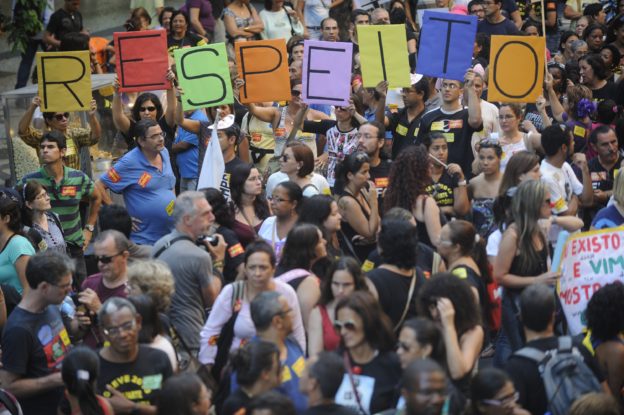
[174,43,233,110]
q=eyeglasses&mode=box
[35,191,49,201]
[54,112,70,121]
[498,114,516,120]
[334,319,357,331]
[481,391,520,407]
[441,82,460,90]
[140,106,157,112]
[291,90,301,97]
[96,252,124,264]
[102,320,136,337]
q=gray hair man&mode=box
[152,191,226,354]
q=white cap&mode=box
[410,73,424,86]
[208,114,235,130]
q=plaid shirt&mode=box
[19,126,98,170]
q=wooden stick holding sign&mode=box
[36,51,92,112]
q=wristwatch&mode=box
[84,224,95,232]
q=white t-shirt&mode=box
[540,160,583,242]
[258,216,287,261]
[265,171,331,199]
[500,138,529,173]
[303,0,329,28]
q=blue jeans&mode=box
[15,39,41,89]
[494,291,525,367]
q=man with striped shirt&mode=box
[20,131,102,285]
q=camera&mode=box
[196,235,219,247]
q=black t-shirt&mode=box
[46,8,83,41]
[591,81,619,103]
[302,403,360,415]
[369,158,391,214]
[505,336,605,415]
[584,156,621,223]
[167,32,205,55]
[417,108,482,178]
[1,306,72,415]
[426,171,459,210]
[388,107,424,159]
[217,225,245,283]
[366,267,427,328]
[221,388,251,415]
[98,345,173,406]
[363,243,437,277]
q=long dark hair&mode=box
[203,188,235,228]
[62,347,105,415]
[230,164,270,220]
[231,340,280,387]
[401,317,445,366]
[128,294,163,343]
[0,193,24,235]
[277,223,322,273]
[320,256,369,305]
[157,373,206,415]
[335,291,396,352]
[298,195,335,233]
[446,220,491,284]
[131,93,164,122]
[384,145,431,213]
[19,180,46,227]
[334,152,370,196]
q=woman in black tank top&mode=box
[493,180,559,363]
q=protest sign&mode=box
[37,50,91,112]
[174,43,233,110]
[36,51,91,112]
[235,39,290,104]
[556,227,624,334]
[487,35,545,102]
[417,11,477,81]
[115,29,170,92]
[358,25,411,88]
[302,40,353,106]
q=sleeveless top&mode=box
[276,268,315,291]
[500,134,531,173]
[319,305,341,351]
[339,193,376,262]
[507,244,549,296]
[472,197,496,238]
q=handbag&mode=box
[394,269,417,333]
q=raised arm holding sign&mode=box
[114,29,170,93]
[36,51,92,112]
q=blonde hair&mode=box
[127,260,175,312]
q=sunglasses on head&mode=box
[333,319,357,331]
[140,106,157,112]
[54,113,70,121]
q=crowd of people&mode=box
[3,0,624,414]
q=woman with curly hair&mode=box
[229,164,271,247]
[586,282,624,403]
[416,273,483,393]
[127,260,175,313]
[384,145,442,248]
[275,223,326,330]
[334,291,402,413]
[203,188,245,283]
[307,256,371,356]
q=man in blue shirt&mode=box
[477,0,520,36]
[97,119,176,246]
[172,109,209,192]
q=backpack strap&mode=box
[153,235,194,258]
[514,347,548,365]
[558,336,573,353]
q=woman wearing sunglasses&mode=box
[335,152,380,262]
[334,291,401,414]
[467,368,530,415]
[492,180,560,364]
[112,69,177,151]
[18,95,100,171]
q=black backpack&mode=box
[514,336,602,415]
